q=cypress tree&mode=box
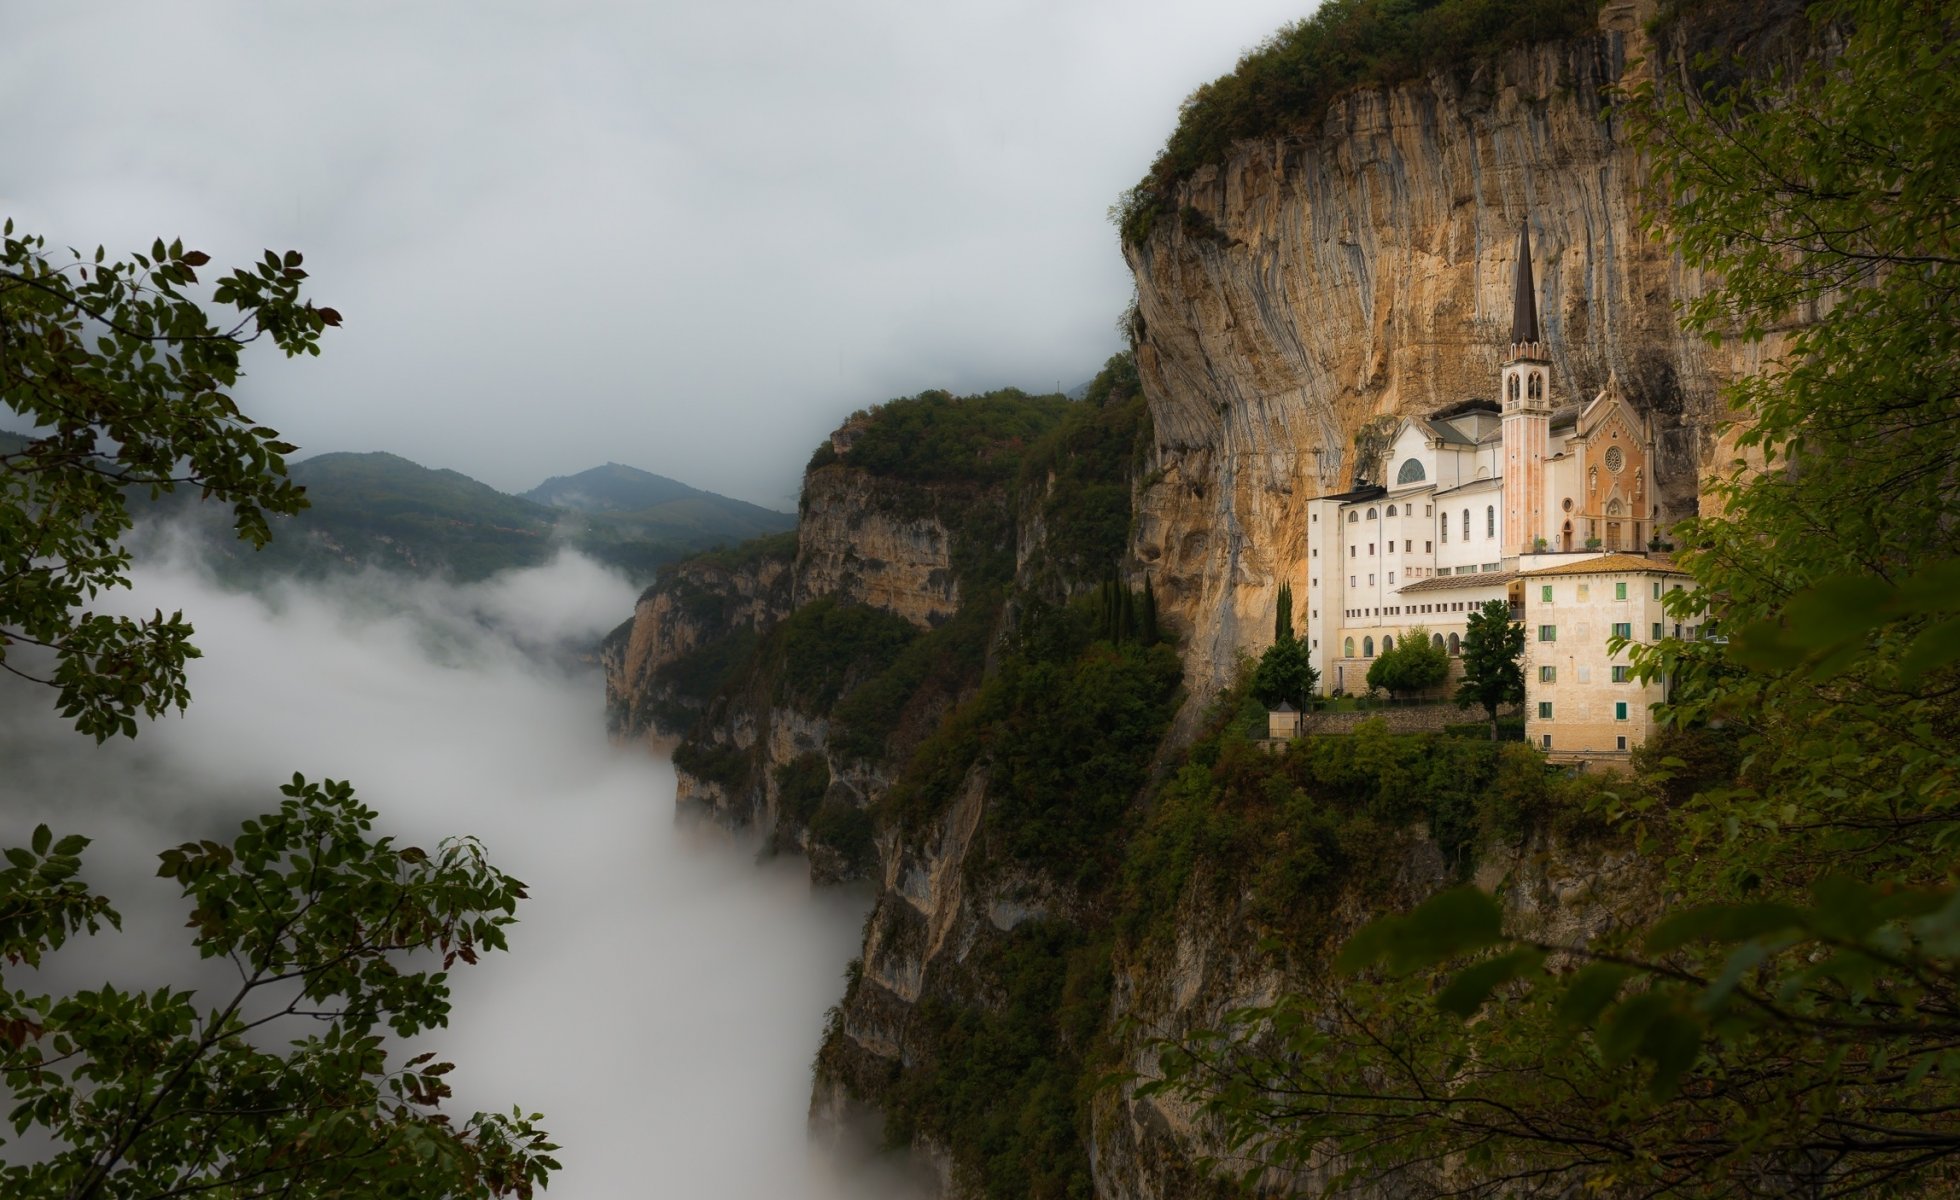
[1142,577,1160,644]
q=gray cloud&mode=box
[2,0,1303,509]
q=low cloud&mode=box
[0,548,928,1197]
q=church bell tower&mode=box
[1500,219,1551,555]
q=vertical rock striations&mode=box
[1124,0,1795,703]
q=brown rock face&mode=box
[601,549,794,741]
[1124,3,1780,703]
[794,466,960,628]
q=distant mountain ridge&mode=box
[524,462,706,512]
[523,462,790,530]
[93,445,795,584]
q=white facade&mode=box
[1297,222,1667,728]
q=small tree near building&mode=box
[1454,598,1525,739]
[1255,583,1316,710]
[1365,625,1449,699]
[1255,636,1317,711]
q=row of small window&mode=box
[1538,665,1635,683]
[1329,503,1434,522]
[1537,701,1635,721]
[1538,581,1675,603]
[1330,504,1496,543]
[1343,633,1461,658]
[1350,540,1435,557]
[1537,623,1658,642]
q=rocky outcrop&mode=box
[600,542,794,740]
[1089,830,1656,1198]
[794,466,960,628]
[1124,0,1796,705]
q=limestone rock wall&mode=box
[1125,0,1793,705]
[794,465,960,628]
[601,549,794,740]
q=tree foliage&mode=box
[0,227,337,740]
[1453,598,1525,737]
[0,778,558,1200]
[1254,635,1317,712]
[1365,625,1449,699]
[0,221,556,1197]
[1141,0,1960,1191]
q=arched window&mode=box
[1363,636,1375,657]
[1507,375,1520,403]
[1386,504,1398,517]
[1448,632,1461,656]
[1366,507,1378,519]
[1528,372,1543,400]
[1432,633,1445,649]
[1440,516,1448,543]
[1486,505,1495,537]
[1348,511,1359,523]
[1381,635,1393,653]
[1396,457,1426,484]
[1344,637,1354,657]
[1462,509,1470,540]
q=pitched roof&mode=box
[1512,220,1540,345]
[1518,552,1689,578]
[1418,417,1479,447]
[1397,570,1517,593]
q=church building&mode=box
[1297,221,1679,757]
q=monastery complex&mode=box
[1298,222,1696,762]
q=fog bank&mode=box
[0,551,927,1198]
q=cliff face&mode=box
[794,466,960,628]
[1125,0,1788,702]
[601,542,795,740]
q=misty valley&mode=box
[0,550,929,1198]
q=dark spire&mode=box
[1510,219,1540,348]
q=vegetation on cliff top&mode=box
[1115,0,1604,245]
[806,387,1071,484]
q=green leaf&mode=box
[1337,887,1503,974]
[1554,963,1635,1029]
[1645,901,1805,953]
[30,825,50,857]
[1640,1013,1703,1099]
[1435,949,1543,1018]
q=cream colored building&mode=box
[1299,220,1665,706]
[1518,553,1694,760]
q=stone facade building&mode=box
[1295,221,1682,758]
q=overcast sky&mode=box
[3,1,1306,510]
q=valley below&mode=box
[0,551,929,1199]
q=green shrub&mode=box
[809,798,877,875]
[881,922,1111,1200]
[1443,717,1526,741]
[670,738,750,792]
[835,388,1071,485]
[775,753,831,826]
[654,627,759,709]
[772,597,919,712]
